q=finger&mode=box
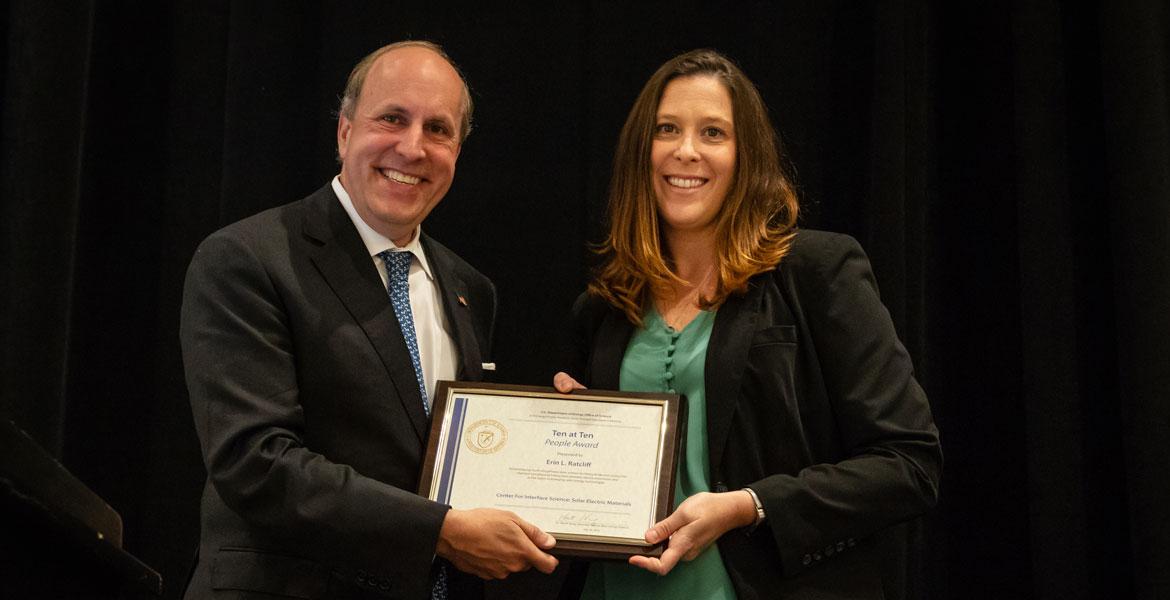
[531,550,559,574]
[519,537,559,575]
[553,372,585,393]
[644,511,686,544]
[460,561,493,581]
[515,517,557,549]
[552,372,570,393]
[513,518,559,574]
[629,543,684,575]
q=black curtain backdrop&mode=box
[2,1,1167,598]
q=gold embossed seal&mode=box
[464,419,508,454]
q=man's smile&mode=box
[379,168,422,185]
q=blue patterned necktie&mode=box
[378,250,430,416]
[377,250,447,600]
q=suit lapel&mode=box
[302,186,429,444]
[705,279,763,474]
[421,235,483,381]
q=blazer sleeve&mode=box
[748,233,942,575]
[181,228,448,593]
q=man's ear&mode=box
[336,115,352,161]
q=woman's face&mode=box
[650,75,736,238]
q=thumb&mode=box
[516,517,556,549]
[553,372,585,394]
[515,518,559,575]
[645,511,686,544]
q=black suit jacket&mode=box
[180,183,496,600]
[564,230,942,599]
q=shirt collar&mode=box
[332,175,434,281]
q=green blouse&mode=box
[580,309,737,600]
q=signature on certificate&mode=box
[555,512,626,530]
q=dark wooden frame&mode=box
[418,381,685,560]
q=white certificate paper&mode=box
[425,389,670,546]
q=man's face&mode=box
[337,47,465,245]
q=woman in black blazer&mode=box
[554,49,942,599]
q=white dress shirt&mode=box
[332,176,458,407]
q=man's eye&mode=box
[382,115,403,124]
[427,123,451,136]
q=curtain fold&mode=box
[1101,3,1170,596]
[1,0,94,455]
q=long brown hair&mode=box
[589,49,800,325]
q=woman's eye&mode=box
[703,127,725,138]
[655,123,677,134]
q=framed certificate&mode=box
[418,381,685,559]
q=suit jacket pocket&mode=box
[211,547,329,599]
[751,325,797,346]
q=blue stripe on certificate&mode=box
[436,396,468,504]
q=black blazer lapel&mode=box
[590,311,633,391]
[301,186,430,444]
[583,286,760,474]
[421,235,484,382]
[705,280,764,475]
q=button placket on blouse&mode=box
[664,326,680,393]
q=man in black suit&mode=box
[180,41,557,600]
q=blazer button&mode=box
[847,537,857,547]
[713,482,728,493]
[802,554,812,566]
[825,545,835,557]
[837,541,846,552]
[813,552,823,561]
